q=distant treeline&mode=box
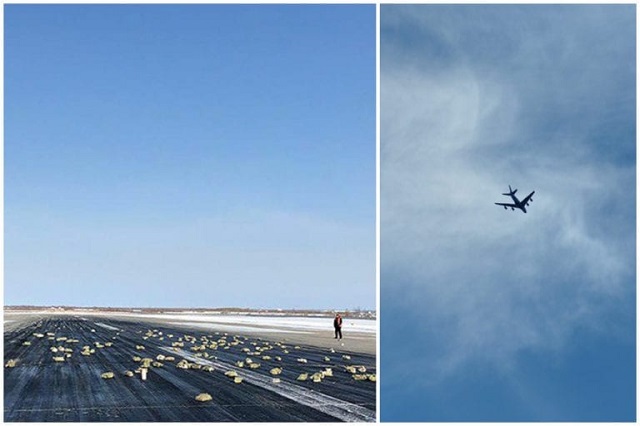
[4,305,376,319]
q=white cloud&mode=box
[381,61,634,384]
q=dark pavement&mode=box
[4,315,376,422]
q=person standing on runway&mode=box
[333,313,343,339]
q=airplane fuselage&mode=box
[509,194,527,213]
[495,185,534,213]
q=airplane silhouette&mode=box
[495,185,535,213]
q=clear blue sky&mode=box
[381,4,635,421]
[5,5,376,310]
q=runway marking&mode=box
[94,322,121,331]
[162,347,376,422]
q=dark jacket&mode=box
[333,316,342,328]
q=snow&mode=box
[116,313,376,334]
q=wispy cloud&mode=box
[381,5,635,386]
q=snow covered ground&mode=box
[4,309,376,339]
[116,312,376,334]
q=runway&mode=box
[4,314,376,422]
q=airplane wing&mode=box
[521,191,535,206]
[495,202,517,208]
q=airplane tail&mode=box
[502,185,517,196]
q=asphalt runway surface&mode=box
[4,315,376,422]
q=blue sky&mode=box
[5,5,375,310]
[381,5,635,421]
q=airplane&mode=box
[495,185,535,213]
